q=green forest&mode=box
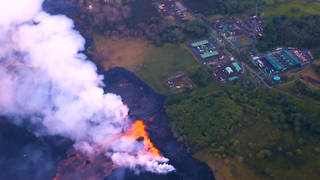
[257,15,320,57]
[183,0,264,15]
[165,80,320,179]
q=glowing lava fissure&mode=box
[124,120,160,157]
[53,120,172,180]
[110,120,175,174]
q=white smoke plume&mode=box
[0,0,174,174]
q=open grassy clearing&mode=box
[282,65,320,85]
[263,0,320,17]
[90,34,149,70]
[134,44,200,94]
[90,34,200,94]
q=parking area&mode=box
[188,38,244,82]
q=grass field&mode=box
[263,0,320,17]
[133,44,200,94]
[90,34,149,70]
[90,34,201,94]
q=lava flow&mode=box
[123,120,160,157]
[53,153,117,180]
[54,120,173,179]
[109,120,174,174]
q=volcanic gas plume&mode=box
[0,0,174,175]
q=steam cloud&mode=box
[0,0,174,174]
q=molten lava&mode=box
[53,120,168,179]
[124,120,160,157]
[119,83,128,88]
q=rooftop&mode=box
[282,50,301,66]
[265,55,283,71]
[232,62,242,72]
[200,51,219,59]
[192,40,208,47]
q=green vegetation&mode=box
[183,0,265,15]
[313,64,320,77]
[147,20,211,46]
[88,1,320,179]
[183,0,320,17]
[182,20,211,40]
[190,67,210,87]
[134,44,201,94]
[72,0,212,47]
[263,1,320,18]
[165,80,320,179]
[257,15,320,55]
[91,35,201,94]
[286,80,320,101]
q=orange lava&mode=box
[119,83,127,87]
[124,120,160,157]
[53,120,161,180]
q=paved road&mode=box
[185,5,320,106]
[241,62,272,88]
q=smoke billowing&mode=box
[0,0,174,174]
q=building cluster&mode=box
[213,61,243,82]
[190,39,221,62]
[189,38,243,82]
[211,16,263,50]
[252,48,314,77]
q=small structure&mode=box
[192,40,209,47]
[229,76,239,82]
[225,67,233,74]
[201,51,219,59]
[232,62,242,72]
[273,76,281,83]
[189,38,224,63]
[167,72,195,92]
[264,55,283,71]
[282,50,301,66]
